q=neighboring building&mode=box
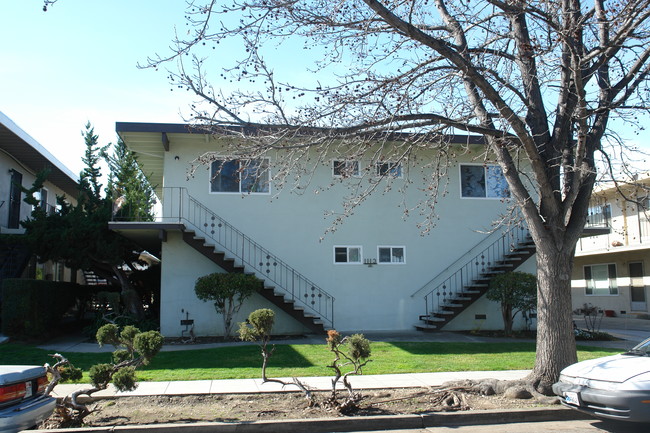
[113,122,538,337]
[571,175,650,316]
[0,111,80,284]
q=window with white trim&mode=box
[378,246,405,264]
[460,164,509,198]
[210,159,270,194]
[584,264,618,295]
[334,246,362,264]
[376,162,402,178]
[332,160,360,178]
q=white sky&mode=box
[1,1,648,178]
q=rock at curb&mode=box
[504,386,533,399]
[477,383,495,396]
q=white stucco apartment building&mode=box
[572,175,650,316]
[0,111,80,283]
[113,122,538,337]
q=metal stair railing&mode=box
[418,209,612,321]
[421,224,531,320]
[162,187,334,329]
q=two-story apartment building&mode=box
[571,175,650,316]
[113,122,537,337]
[0,111,80,283]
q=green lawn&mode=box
[0,341,621,383]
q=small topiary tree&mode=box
[195,272,260,338]
[486,271,537,336]
[238,308,315,402]
[44,324,164,426]
[325,330,372,412]
[239,308,276,381]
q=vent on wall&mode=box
[475,314,487,320]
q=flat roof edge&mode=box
[116,121,486,144]
[0,111,79,184]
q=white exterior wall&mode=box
[0,143,81,283]
[0,151,73,233]
[572,251,650,315]
[156,134,535,335]
[160,231,310,337]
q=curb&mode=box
[31,407,591,433]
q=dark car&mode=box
[0,365,56,433]
[553,337,650,423]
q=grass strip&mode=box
[0,341,621,383]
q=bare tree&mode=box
[144,0,650,392]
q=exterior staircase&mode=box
[415,225,535,331]
[164,187,334,334]
[82,270,109,286]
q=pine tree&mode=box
[103,139,156,222]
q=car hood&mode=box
[561,354,650,383]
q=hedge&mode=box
[1,279,78,338]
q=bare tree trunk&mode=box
[502,304,513,336]
[529,244,577,394]
[112,265,145,320]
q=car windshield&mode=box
[625,338,650,356]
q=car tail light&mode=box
[36,376,49,394]
[0,382,27,404]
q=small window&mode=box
[334,246,362,264]
[38,188,48,212]
[460,164,509,198]
[584,264,618,295]
[376,162,402,178]
[378,246,405,264]
[333,160,360,178]
[210,159,270,194]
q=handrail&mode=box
[410,227,513,298]
[161,187,334,329]
[417,212,612,300]
[421,223,531,319]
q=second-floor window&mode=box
[334,246,362,264]
[332,160,360,178]
[460,164,510,198]
[376,162,402,178]
[378,246,405,263]
[584,263,618,295]
[210,159,270,194]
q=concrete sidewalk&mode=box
[34,314,650,354]
[50,370,532,399]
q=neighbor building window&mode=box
[460,164,509,198]
[587,203,611,226]
[378,246,405,264]
[584,264,618,295]
[332,160,360,178]
[34,188,48,212]
[376,162,402,178]
[210,159,270,194]
[334,246,362,264]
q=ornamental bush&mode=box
[195,272,260,338]
[486,271,537,335]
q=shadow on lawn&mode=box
[388,341,537,355]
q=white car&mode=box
[553,337,650,423]
[0,365,56,433]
